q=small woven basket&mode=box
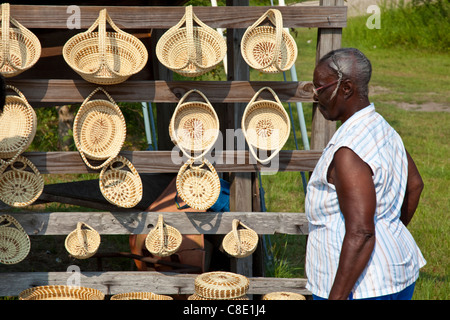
[0,214,30,264]
[242,87,290,164]
[110,292,173,300]
[262,291,306,300]
[73,87,126,170]
[169,89,219,160]
[222,219,259,258]
[194,271,249,300]
[0,3,41,77]
[65,222,101,259]
[0,85,37,171]
[19,285,105,300]
[156,5,226,77]
[63,8,147,85]
[188,293,249,300]
[0,156,44,208]
[99,156,143,208]
[145,214,182,258]
[176,158,220,210]
[241,9,297,73]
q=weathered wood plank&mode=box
[8,211,309,236]
[10,5,346,29]
[6,80,314,103]
[0,271,310,297]
[22,150,321,174]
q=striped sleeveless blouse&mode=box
[305,104,426,299]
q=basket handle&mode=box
[0,3,11,70]
[0,215,27,234]
[76,222,94,252]
[231,219,242,254]
[156,214,168,250]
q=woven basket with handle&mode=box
[0,155,44,208]
[73,87,126,170]
[222,219,258,258]
[99,155,142,208]
[145,214,182,258]
[156,5,226,77]
[176,158,220,210]
[194,271,249,300]
[111,292,173,300]
[63,8,148,85]
[0,85,37,171]
[169,89,219,160]
[241,9,297,73]
[19,285,105,300]
[65,222,101,259]
[0,214,30,264]
[0,3,41,77]
[242,87,290,164]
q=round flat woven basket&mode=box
[176,158,220,210]
[156,5,226,77]
[63,8,147,85]
[19,285,105,300]
[242,87,290,164]
[0,3,41,77]
[0,214,30,264]
[99,156,142,208]
[145,214,182,258]
[262,291,306,300]
[0,85,37,170]
[169,89,219,160]
[241,9,297,73]
[73,87,126,170]
[188,293,249,300]
[194,271,250,300]
[65,222,101,259]
[0,156,44,208]
[222,219,259,258]
[110,292,173,300]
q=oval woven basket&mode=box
[156,5,226,77]
[65,222,101,259]
[222,219,259,258]
[169,89,219,160]
[176,158,220,210]
[194,271,250,300]
[110,292,173,300]
[188,293,249,300]
[145,214,182,258]
[262,291,306,300]
[0,156,44,208]
[73,87,126,170]
[99,156,142,208]
[19,285,105,300]
[0,85,37,170]
[241,9,297,73]
[0,3,41,77]
[0,214,30,264]
[242,87,290,164]
[63,8,148,85]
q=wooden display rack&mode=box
[0,0,346,298]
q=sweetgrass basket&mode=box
[99,156,142,208]
[242,87,290,164]
[0,3,41,77]
[110,292,173,300]
[65,222,101,259]
[169,89,219,160]
[156,5,226,77]
[19,285,105,300]
[241,9,297,73]
[222,219,259,258]
[188,293,249,300]
[145,214,182,258]
[262,291,306,300]
[63,8,147,85]
[0,85,37,171]
[0,156,44,208]
[0,214,30,264]
[176,158,220,210]
[73,87,126,170]
[194,271,249,300]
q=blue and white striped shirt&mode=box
[305,104,426,299]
